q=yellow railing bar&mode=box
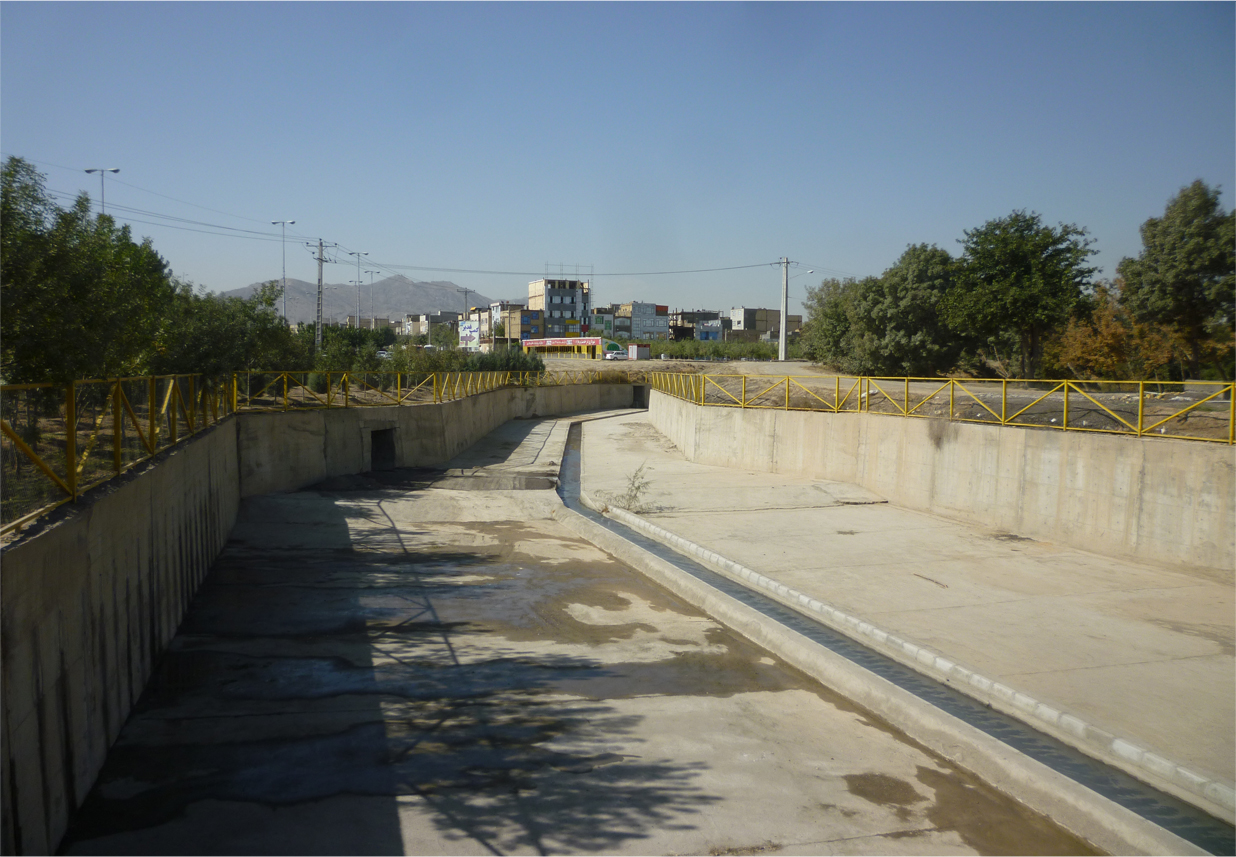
[904,380,952,417]
[1,419,72,497]
[947,380,1005,422]
[865,378,909,416]
[1142,385,1235,433]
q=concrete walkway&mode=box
[578,412,1236,820]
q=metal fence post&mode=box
[113,379,122,475]
[1137,381,1145,437]
[151,376,159,449]
[1062,381,1069,430]
[65,381,77,500]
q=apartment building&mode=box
[615,302,670,340]
[489,302,544,342]
[729,307,803,337]
[527,279,591,336]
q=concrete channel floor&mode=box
[61,412,1097,856]
[579,413,1236,795]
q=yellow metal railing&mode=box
[2,368,650,533]
[649,372,1236,446]
[1,375,235,533]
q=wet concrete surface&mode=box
[61,417,1100,855]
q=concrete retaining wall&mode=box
[1,423,240,855]
[1,382,635,853]
[649,392,1235,577]
[239,384,637,497]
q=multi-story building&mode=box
[527,279,591,337]
[616,302,670,340]
[729,307,803,338]
[402,311,460,337]
[589,305,615,339]
[486,302,544,343]
[669,309,723,342]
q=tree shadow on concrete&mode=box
[61,489,722,855]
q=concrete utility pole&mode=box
[779,257,789,362]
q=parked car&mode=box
[603,351,628,360]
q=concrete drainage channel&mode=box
[553,421,1235,856]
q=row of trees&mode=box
[1,156,544,384]
[802,182,1234,381]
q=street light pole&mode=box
[366,270,379,328]
[272,220,295,320]
[347,251,368,329]
[84,168,119,215]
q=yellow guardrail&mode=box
[1,375,235,534]
[649,372,1236,446]
[1,368,649,533]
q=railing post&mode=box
[231,374,238,413]
[169,381,179,446]
[1138,381,1145,437]
[283,373,289,411]
[1229,382,1234,445]
[785,376,789,410]
[343,373,350,407]
[835,376,840,413]
[188,376,196,431]
[1001,379,1007,424]
[949,379,955,420]
[741,376,747,408]
[113,379,122,475]
[65,381,77,500]
[1062,381,1068,431]
[904,378,909,415]
[151,376,159,449]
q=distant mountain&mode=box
[224,276,517,324]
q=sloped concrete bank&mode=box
[649,391,1235,577]
[1,383,637,854]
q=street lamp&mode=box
[84,168,119,215]
[365,270,380,328]
[272,220,295,320]
[347,251,368,329]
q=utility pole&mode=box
[313,240,327,354]
[779,257,789,362]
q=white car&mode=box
[603,351,628,360]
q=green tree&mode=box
[845,244,961,375]
[430,323,456,350]
[801,277,865,370]
[2,156,176,382]
[1117,181,1235,379]
[944,210,1097,378]
[151,280,307,375]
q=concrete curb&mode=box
[588,494,1235,825]
[549,501,1209,856]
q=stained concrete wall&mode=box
[1,383,636,854]
[1,422,240,855]
[649,391,1235,577]
[238,384,637,497]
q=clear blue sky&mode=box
[3,2,1233,316]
